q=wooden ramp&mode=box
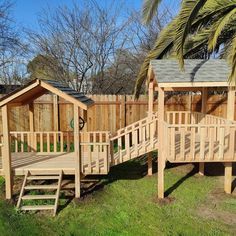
[17,170,62,216]
[110,114,158,166]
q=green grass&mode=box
[0,158,235,235]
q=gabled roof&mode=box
[149,59,231,88]
[0,79,94,110]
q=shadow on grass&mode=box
[164,163,198,197]
[17,158,236,214]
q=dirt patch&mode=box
[153,196,175,205]
[198,188,236,230]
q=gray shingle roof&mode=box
[150,59,230,83]
[43,80,94,106]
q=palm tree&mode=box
[134,0,236,98]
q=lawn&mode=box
[0,157,235,236]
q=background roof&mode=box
[150,59,230,83]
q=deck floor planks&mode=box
[0,152,107,175]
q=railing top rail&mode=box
[165,111,236,124]
[165,123,236,128]
[80,142,110,145]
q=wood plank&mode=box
[158,87,165,199]
[224,162,232,194]
[24,185,58,190]
[21,205,55,211]
[74,105,81,198]
[2,105,13,199]
[53,133,57,152]
[200,127,206,161]
[22,195,56,200]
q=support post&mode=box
[224,87,235,194]
[74,105,81,198]
[158,87,165,198]
[148,81,154,116]
[199,87,208,175]
[29,103,34,151]
[148,81,154,176]
[53,95,59,131]
[147,152,152,176]
[224,162,232,194]
[2,105,13,199]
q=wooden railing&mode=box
[80,132,110,174]
[164,121,236,162]
[10,131,74,153]
[165,111,236,126]
[110,114,158,165]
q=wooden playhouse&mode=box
[0,59,235,215]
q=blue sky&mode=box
[13,0,141,30]
[13,0,179,31]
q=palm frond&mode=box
[134,18,177,98]
[174,0,207,69]
[228,35,236,84]
[193,0,236,31]
[183,28,211,58]
[142,0,162,24]
[208,8,236,52]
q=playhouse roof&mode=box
[149,59,230,88]
[0,79,94,110]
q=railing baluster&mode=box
[95,144,99,173]
[125,131,130,160]
[27,133,30,152]
[190,127,196,160]
[15,133,18,153]
[20,133,24,152]
[67,132,70,152]
[200,126,206,161]
[47,133,50,152]
[88,144,92,173]
[170,127,175,161]
[54,133,57,152]
[180,127,185,161]
[208,127,214,160]
[60,132,64,152]
[118,135,122,163]
[219,126,225,160]
[40,133,43,152]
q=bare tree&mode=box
[27,0,174,94]
[27,1,130,93]
[0,0,28,85]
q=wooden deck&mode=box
[0,152,108,176]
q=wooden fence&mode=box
[0,93,235,133]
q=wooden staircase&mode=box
[17,171,63,216]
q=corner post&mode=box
[148,81,154,176]
[53,95,59,131]
[29,103,34,151]
[2,105,13,199]
[224,86,235,194]
[158,87,165,198]
[74,105,81,198]
[199,87,208,175]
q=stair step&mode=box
[24,185,58,190]
[21,205,55,211]
[27,176,60,180]
[22,195,57,200]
